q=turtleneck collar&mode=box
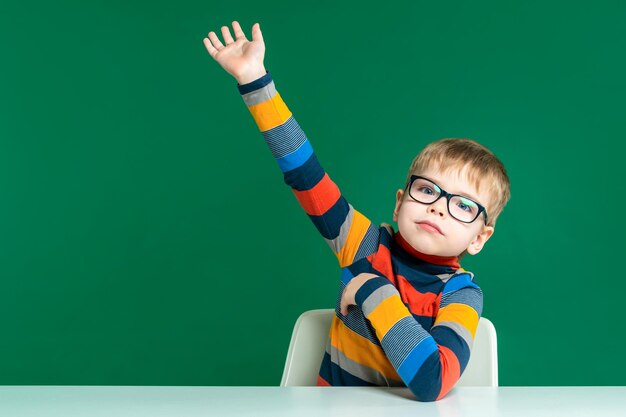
[393,231,461,269]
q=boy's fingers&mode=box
[203,38,217,58]
[221,25,234,44]
[251,22,264,42]
[232,21,247,40]
[207,31,224,49]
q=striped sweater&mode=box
[237,71,483,402]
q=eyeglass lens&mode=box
[409,178,480,223]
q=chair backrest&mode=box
[456,316,498,387]
[280,309,334,387]
[280,309,498,387]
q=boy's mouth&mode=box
[416,221,443,235]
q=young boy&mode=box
[203,21,511,402]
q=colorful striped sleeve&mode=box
[237,71,379,267]
[354,273,483,402]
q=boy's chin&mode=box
[405,235,440,255]
[405,235,460,258]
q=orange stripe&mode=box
[247,92,292,131]
[291,173,341,216]
[365,295,411,338]
[329,316,400,380]
[336,210,371,267]
[436,345,461,400]
[434,303,479,338]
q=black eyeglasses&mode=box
[404,175,488,224]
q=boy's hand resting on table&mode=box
[203,20,267,85]
[340,273,380,316]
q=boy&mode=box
[203,21,510,401]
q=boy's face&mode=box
[393,165,495,258]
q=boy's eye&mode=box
[417,186,434,195]
[456,197,477,213]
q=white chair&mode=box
[456,316,499,387]
[280,309,333,387]
[280,308,498,387]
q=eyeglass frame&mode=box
[404,175,489,224]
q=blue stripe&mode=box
[333,286,381,347]
[237,70,272,94]
[348,257,374,276]
[309,196,350,240]
[442,273,479,294]
[440,287,483,314]
[379,225,393,243]
[276,139,314,172]
[395,264,448,292]
[329,358,374,386]
[282,153,325,191]
[382,316,431,368]
[354,277,391,307]
[341,267,354,285]
[319,351,375,386]
[407,352,442,402]
[318,351,333,384]
[411,313,436,331]
[354,223,380,261]
[262,117,307,159]
[397,336,438,382]
[430,325,470,373]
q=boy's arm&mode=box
[354,272,483,402]
[237,71,378,267]
[204,21,379,266]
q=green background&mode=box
[1,0,625,386]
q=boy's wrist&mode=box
[237,70,272,95]
[236,66,268,85]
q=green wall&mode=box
[1,0,625,386]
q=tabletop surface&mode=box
[1,385,625,417]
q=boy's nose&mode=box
[428,198,447,217]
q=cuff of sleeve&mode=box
[237,70,272,95]
[355,277,394,307]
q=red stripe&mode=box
[396,274,441,317]
[394,232,460,268]
[367,244,396,285]
[436,345,461,400]
[316,375,331,386]
[292,174,341,216]
[368,246,441,317]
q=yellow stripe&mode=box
[247,92,292,132]
[365,295,410,338]
[330,316,400,380]
[434,303,480,338]
[336,209,371,267]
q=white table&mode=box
[0,386,624,417]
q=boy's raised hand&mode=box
[203,21,267,85]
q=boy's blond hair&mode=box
[405,138,510,227]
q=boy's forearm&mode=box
[236,72,377,267]
[354,275,482,401]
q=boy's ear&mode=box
[466,226,495,255]
[393,189,404,222]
